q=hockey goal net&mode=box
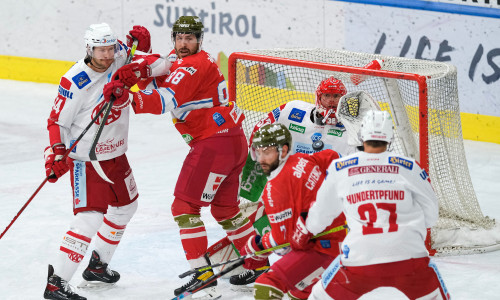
[228,48,499,255]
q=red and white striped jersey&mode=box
[132,49,244,145]
[262,149,346,257]
[306,151,438,266]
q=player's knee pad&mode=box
[105,200,138,226]
[254,270,287,300]
[69,211,104,237]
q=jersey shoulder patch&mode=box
[72,71,91,89]
[335,157,359,171]
[388,156,413,170]
[288,107,306,123]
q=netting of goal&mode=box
[228,48,499,255]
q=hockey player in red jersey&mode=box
[302,110,451,300]
[237,123,347,300]
[104,16,255,298]
[42,23,169,300]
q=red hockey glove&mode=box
[290,216,314,251]
[115,60,151,88]
[243,234,271,270]
[44,144,69,183]
[127,25,151,53]
[103,80,131,109]
[261,231,290,256]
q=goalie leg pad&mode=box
[172,197,208,264]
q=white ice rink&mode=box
[0,79,499,299]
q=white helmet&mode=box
[359,110,394,143]
[84,23,118,57]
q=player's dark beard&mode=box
[261,159,280,176]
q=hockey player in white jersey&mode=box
[293,110,450,300]
[42,23,169,300]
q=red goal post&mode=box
[227,48,499,255]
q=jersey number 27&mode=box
[358,203,398,235]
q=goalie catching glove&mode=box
[103,80,132,110]
[44,144,69,183]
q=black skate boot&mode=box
[43,264,86,300]
[81,250,120,284]
[174,254,220,299]
[229,265,270,286]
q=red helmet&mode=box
[315,77,347,125]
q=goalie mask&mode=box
[315,77,347,125]
[84,23,119,60]
[359,110,394,143]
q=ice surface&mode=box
[0,80,499,299]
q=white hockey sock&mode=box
[53,230,91,281]
[94,217,126,264]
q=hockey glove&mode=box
[243,234,271,270]
[115,60,151,88]
[44,144,69,183]
[290,216,314,251]
[261,231,291,256]
[127,25,151,53]
[103,80,131,110]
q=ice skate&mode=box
[43,264,86,300]
[79,250,120,290]
[174,267,220,299]
[229,266,269,291]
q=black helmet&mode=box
[171,16,204,43]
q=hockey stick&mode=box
[0,102,110,240]
[178,224,348,279]
[171,257,245,300]
[88,40,139,184]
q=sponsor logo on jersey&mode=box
[289,123,305,134]
[72,71,91,89]
[141,89,153,95]
[335,158,359,171]
[420,169,431,182]
[271,107,281,121]
[346,190,405,204]
[388,156,413,170]
[95,138,125,155]
[179,66,197,75]
[343,245,350,259]
[310,132,322,142]
[293,157,309,178]
[288,108,306,123]
[348,165,399,176]
[268,208,292,223]
[201,173,227,202]
[265,182,274,207]
[229,102,243,123]
[213,112,226,126]
[327,129,344,137]
[70,139,77,153]
[58,85,73,99]
[182,134,193,144]
[305,165,322,190]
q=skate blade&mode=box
[192,286,221,300]
[77,279,117,291]
[230,284,254,293]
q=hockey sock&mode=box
[54,230,91,281]
[217,212,255,255]
[94,217,126,264]
[173,213,209,268]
